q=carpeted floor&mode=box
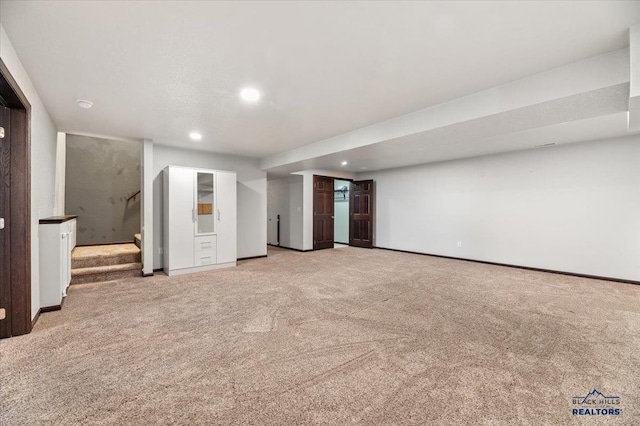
[72,244,141,263]
[1,246,639,425]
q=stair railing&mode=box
[126,190,141,202]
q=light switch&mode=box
[0,218,4,229]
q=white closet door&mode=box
[215,171,237,263]
[168,167,195,270]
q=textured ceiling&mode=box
[2,0,640,161]
[266,84,632,176]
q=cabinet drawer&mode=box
[195,235,216,252]
[194,235,216,266]
[195,253,216,266]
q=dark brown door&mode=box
[313,175,334,250]
[0,61,32,339]
[0,105,30,338]
[349,180,374,248]
[0,106,10,338]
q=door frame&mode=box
[0,59,32,338]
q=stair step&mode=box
[134,233,141,249]
[71,262,142,285]
[72,244,141,269]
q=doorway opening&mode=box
[333,179,350,247]
[64,134,142,286]
[0,60,32,338]
[65,134,141,246]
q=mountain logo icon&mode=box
[573,389,620,405]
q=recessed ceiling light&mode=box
[240,87,261,102]
[189,132,202,141]
[341,161,348,166]
[76,99,93,109]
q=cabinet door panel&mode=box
[196,171,215,235]
[215,171,237,263]
[60,231,68,298]
[168,167,195,269]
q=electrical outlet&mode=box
[159,247,164,255]
[457,242,462,248]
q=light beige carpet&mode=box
[72,243,141,260]
[1,247,639,425]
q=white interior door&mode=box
[168,167,195,270]
[216,171,237,263]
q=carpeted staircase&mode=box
[71,243,142,285]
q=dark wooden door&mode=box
[313,175,334,250]
[0,104,30,338]
[349,180,374,248]
[0,106,10,338]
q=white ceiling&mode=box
[2,1,640,162]
[268,112,631,177]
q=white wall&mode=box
[1,26,58,318]
[152,144,267,268]
[54,132,66,215]
[267,176,304,250]
[141,139,153,275]
[359,135,640,281]
[334,179,350,244]
[630,24,640,131]
[266,179,282,245]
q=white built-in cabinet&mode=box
[163,166,237,276]
[39,216,77,309]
